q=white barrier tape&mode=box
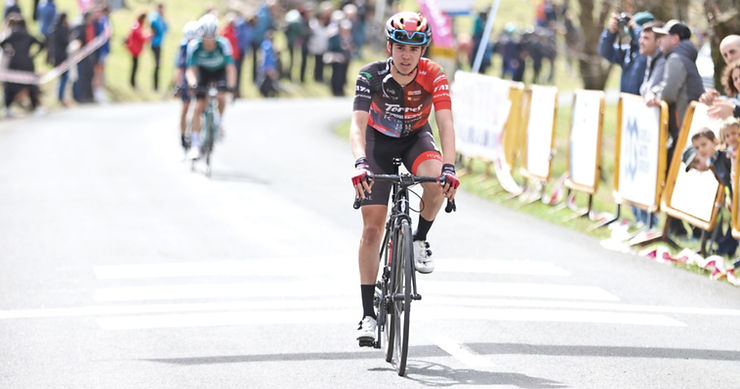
[0,26,111,85]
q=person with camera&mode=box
[597,11,655,95]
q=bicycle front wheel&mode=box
[392,218,413,376]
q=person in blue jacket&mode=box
[597,11,654,95]
[149,3,168,91]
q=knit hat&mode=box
[632,11,655,26]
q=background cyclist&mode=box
[185,14,237,160]
[174,20,200,153]
[350,12,460,345]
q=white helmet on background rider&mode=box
[183,20,200,41]
[198,14,219,39]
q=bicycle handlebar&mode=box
[352,173,456,212]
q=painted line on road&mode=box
[92,306,685,330]
[93,258,570,280]
[3,297,736,321]
[430,334,491,370]
[91,281,619,302]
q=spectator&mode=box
[1,13,43,116]
[342,2,364,58]
[51,11,69,106]
[233,11,252,98]
[297,4,313,83]
[125,12,150,88]
[258,28,279,97]
[598,11,654,95]
[308,2,332,83]
[497,23,525,81]
[284,8,305,81]
[149,3,168,91]
[471,11,492,73]
[704,35,740,120]
[71,10,96,103]
[638,21,665,97]
[646,20,705,157]
[251,0,276,83]
[326,18,353,96]
[93,5,110,102]
[36,0,55,39]
[222,13,242,81]
[3,0,20,19]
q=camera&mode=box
[617,12,631,30]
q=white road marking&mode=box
[91,280,619,302]
[93,258,570,280]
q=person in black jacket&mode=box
[1,13,44,115]
[51,12,70,106]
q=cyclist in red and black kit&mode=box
[351,12,459,344]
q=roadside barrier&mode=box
[662,102,725,231]
[0,26,111,85]
[562,89,605,216]
[451,71,738,285]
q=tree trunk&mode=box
[704,0,740,91]
[576,0,612,89]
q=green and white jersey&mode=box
[186,37,234,71]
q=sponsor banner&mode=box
[615,93,665,209]
[452,71,511,162]
[435,0,476,15]
[417,0,455,49]
[567,90,604,194]
[0,26,111,85]
[663,102,724,230]
[523,85,558,181]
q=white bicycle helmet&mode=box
[198,14,219,39]
[183,20,200,40]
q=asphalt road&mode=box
[1,99,739,388]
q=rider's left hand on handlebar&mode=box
[439,163,459,200]
[352,157,373,199]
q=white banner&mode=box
[568,90,603,190]
[525,85,557,179]
[452,71,511,162]
[616,94,662,208]
[669,103,723,222]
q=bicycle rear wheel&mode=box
[391,219,413,376]
[202,108,215,176]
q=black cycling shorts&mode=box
[195,67,226,99]
[361,125,442,207]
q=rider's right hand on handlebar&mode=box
[352,157,373,199]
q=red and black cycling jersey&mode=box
[353,58,452,138]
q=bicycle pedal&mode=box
[358,339,375,348]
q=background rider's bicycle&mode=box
[353,159,455,376]
[190,82,230,177]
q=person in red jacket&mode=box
[126,12,151,88]
[221,13,241,97]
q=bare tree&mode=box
[576,0,612,89]
[704,0,740,90]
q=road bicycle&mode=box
[190,82,229,177]
[353,158,456,376]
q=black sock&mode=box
[414,216,434,241]
[361,284,376,319]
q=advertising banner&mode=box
[566,90,604,194]
[452,71,511,162]
[523,85,558,181]
[663,102,724,229]
[614,93,667,210]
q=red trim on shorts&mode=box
[411,151,442,175]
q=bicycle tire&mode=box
[384,228,398,363]
[393,219,413,376]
